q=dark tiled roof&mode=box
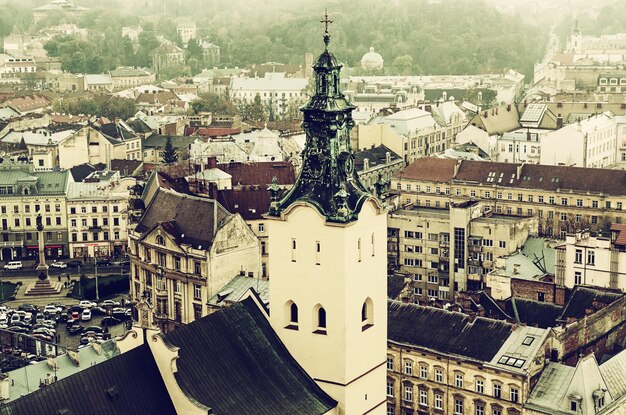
[388,301,512,361]
[558,286,623,321]
[479,291,512,320]
[388,274,406,300]
[354,144,401,172]
[469,105,520,135]
[110,159,143,177]
[136,91,181,105]
[505,297,562,329]
[216,188,270,220]
[394,157,456,182]
[69,163,98,182]
[155,171,190,193]
[126,117,153,133]
[218,161,296,186]
[0,344,176,415]
[164,297,337,415]
[98,122,136,141]
[192,127,242,137]
[136,188,230,248]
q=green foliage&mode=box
[70,274,130,301]
[190,93,237,115]
[162,136,179,164]
[157,62,192,81]
[53,97,136,119]
[464,89,498,108]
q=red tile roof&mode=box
[394,158,456,182]
[218,161,295,186]
[194,127,241,137]
[397,158,626,196]
[611,224,626,246]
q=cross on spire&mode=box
[320,8,333,48]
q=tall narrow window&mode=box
[315,241,321,265]
[371,233,375,257]
[285,301,298,330]
[362,297,373,330]
[290,303,298,323]
[318,307,326,329]
[291,238,296,262]
[358,238,362,262]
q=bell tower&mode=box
[267,11,387,415]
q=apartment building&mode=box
[0,164,70,261]
[540,112,618,168]
[387,301,549,415]
[392,158,626,240]
[357,107,456,165]
[555,226,626,291]
[229,73,308,117]
[128,187,260,333]
[388,200,536,301]
[66,174,132,259]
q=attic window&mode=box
[522,336,534,346]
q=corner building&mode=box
[267,30,387,415]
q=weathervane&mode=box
[320,8,333,48]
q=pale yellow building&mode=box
[66,174,133,259]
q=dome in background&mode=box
[360,47,384,70]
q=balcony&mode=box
[468,245,483,253]
[468,258,481,267]
[439,240,449,248]
[0,241,22,247]
[89,225,102,231]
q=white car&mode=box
[50,261,67,269]
[79,300,96,309]
[43,305,60,315]
[81,309,92,321]
[4,261,22,270]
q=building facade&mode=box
[0,165,70,261]
[66,177,132,259]
[388,201,537,301]
[128,188,260,332]
[387,302,549,415]
[392,158,626,240]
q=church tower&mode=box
[267,12,387,415]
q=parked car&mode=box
[68,324,83,335]
[95,258,111,267]
[112,308,131,320]
[101,300,120,308]
[18,304,37,313]
[32,333,53,342]
[7,326,28,334]
[66,260,82,268]
[69,311,80,322]
[78,300,96,309]
[84,326,104,334]
[4,261,23,270]
[101,316,122,326]
[90,307,107,316]
[50,261,67,269]
[81,309,91,321]
[43,305,60,315]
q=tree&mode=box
[162,136,178,164]
[391,55,413,75]
[190,93,237,115]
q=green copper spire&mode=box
[269,11,371,223]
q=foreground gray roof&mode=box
[164,297,337,414]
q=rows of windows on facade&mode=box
[386,360,520,415]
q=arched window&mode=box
[284,300,299,330]
[362,297,374,331]
[318,307,326,328]
[156,235,165,245]
[290,303,298,324]
[312,304,327,334]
